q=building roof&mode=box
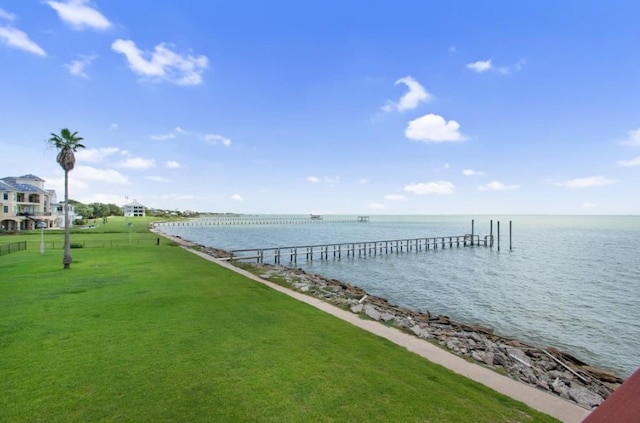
[0,176,49,194]
[0,180,14,191]
[124,200,145,207]
[19,174,45,181]
[14,183,43,193]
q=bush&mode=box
[70,242,84,249]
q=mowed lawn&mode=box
[0,219,558,422]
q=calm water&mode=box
[160,215,640,378]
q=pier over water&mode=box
[155,217,513,264]
[230,234,485,264]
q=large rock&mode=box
[364,305,382,321]
[568,386,604,408]
[411,325,431,338]
[350,303,363,313]
[551,378,570,399]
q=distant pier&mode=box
[154,215,369,227]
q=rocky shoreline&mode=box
[190,241,623,410]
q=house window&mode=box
[2,193,7,200]
[3,206,7,213]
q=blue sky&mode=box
[1,1,639,214]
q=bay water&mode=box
[160,215,640,378]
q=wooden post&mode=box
[510,220,513,251]
[497,221,501,251]
[471,219,475,247]
[490,220,493,248]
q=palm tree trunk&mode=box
[63,170,72,269]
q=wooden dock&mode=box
[230,234,486,264]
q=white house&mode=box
[54,201,81,228]
[123,200,145,217]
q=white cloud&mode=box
[45,175,89,193]
[358,178,369,185]
[369,203,385,209]
[151,127,193,140]
[231,194,243,202]
[76,147,120,163]
[382,76,432,112]
[0,26,46,56]
[65,53,97,78]
[152,127,230,146]
[405,113,467,143]
[108,123,119,131]
[324,176,340,183]
[555,176,614,188]
[618,156,640,167]
[146,175,170,182]
[165,161,181,169]
[404,181,455,195]
[384,194,407,201]
[204,134,231,146]
[118,157,156,170]
[0,8,16,21]
[462,169,485,176]
[582,202,598,209]
[467,60,492,73]
[478,181,520,191]
[467,58,525,75]
[307,176,320,183]
[621,128,640,146]
[150,132,176,141]
[112,39,208,86]
[46,0,111,31]
[74,165,129,184]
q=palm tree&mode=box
[48,128,85,269]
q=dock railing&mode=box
[230,234,482,264]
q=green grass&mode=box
[0,220,558,422]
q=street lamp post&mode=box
[128,222,133,245]
[37,221,46,253]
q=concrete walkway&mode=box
[161,232,591,423]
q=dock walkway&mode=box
[231,234,486,264]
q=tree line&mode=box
[68,200,122,220]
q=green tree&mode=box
[48,128,85,269]
[107,203,123,216]
[70,200,92,220]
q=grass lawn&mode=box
[0,217,558,422]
